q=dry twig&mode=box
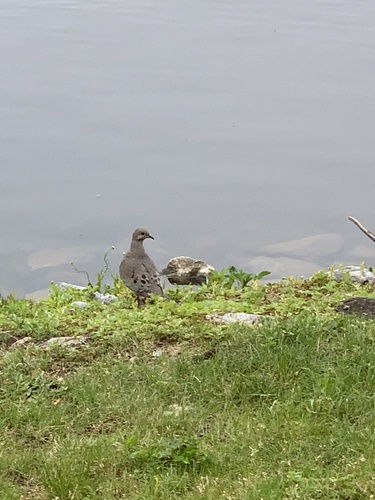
[348,216,375,243]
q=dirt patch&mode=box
[337,297,375,319]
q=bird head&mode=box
[132,228,154,242]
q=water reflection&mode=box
[1,0,375,296]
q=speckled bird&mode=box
[119,228,164,306]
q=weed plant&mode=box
[0,268,375,498]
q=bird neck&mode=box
[130,240,146,254]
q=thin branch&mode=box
[348,216,375,243]
[70,261,92,285]
[102,246,115,276]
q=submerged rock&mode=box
[262,233,343,258]
[26,289,50,300]
[27,247,93,270]
[245,256,321,281]
[161,256,215,285]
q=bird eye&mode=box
[141,232,145,235]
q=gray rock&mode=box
[161,256,215,285]
[71,301,88,309]
[53,284,117,305]
[332,266,375,284]
[93,292,117,304]
[54,282,87,291]
[41,335,89,348]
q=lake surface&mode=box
[1,0,375,297]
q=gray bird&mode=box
[119,228,164,306]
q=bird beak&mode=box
[149,235,154,240]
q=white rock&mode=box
[52,284,117,305]
[206,312,260,325]
[41,336,89,348]
[163,404,191,416]
[71,301,88,309]
[54,282,87,291]
[152,349,164,357]
[93,291,117,304]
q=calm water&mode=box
[1,0,375,296]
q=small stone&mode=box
[152,349,164,357]
[93,292,117,304]
[41,335,89,348]
[206,312,260,325]
[9,337,34,349]
[54,282,87,291]
[52,285,117,306]
[163,404,191,416]
[71,301,88,309]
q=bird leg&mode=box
[136,295,147,308]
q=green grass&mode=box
[1,271,375,498]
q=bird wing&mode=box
[141,262,164,296]
[120,255,164,297]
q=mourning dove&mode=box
[119,228,164,306]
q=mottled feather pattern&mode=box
[119,228,165,304]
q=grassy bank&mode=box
[1,271,375,499]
